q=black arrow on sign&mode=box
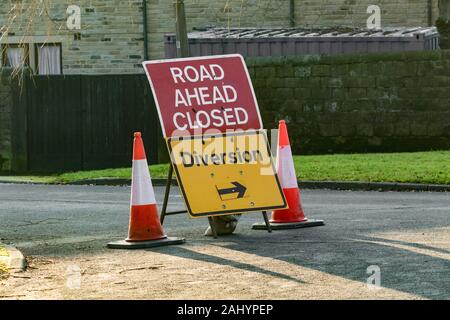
[217,182,247,199]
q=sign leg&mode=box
[262,211,272,233]
[160,165,174,225]
[208,217,218,238]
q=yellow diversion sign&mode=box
[167,130,287,217]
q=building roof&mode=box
[184,27,438,39]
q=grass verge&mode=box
[1,151,449,185]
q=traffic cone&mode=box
[108,132,185,249]
[252,120,324,230]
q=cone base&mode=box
[252,219,325,230]
[107,237,185,249]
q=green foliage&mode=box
[293,151,450,184]
[436,17,450,35]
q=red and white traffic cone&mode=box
[253,120,324,230]
[108,132,185,249]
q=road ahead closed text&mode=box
[143,55,262,137]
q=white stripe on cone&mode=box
[277,145,298,189]
[131,159,156,206]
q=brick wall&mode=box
[246,50,450,154]
[0,0,439,74]
[0,68,12,170]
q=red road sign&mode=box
[143,54,262,137]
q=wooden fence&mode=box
[12,74,160,172]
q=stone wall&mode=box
[0,68,12,170]
[246,50,450,154]
[0,1,145,74]
[0,0,439,74]
[294,0,440,28]
[148,0,439,60]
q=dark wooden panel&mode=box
[27,75,83,172]
[11,72,30,172]
[24,74,159,172]
[81,75,159,170]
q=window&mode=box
[36,43,62,75]
[1,44,29,68]
[0,37,63,73]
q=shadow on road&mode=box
[152,245,305,285]
[159,217,450,300]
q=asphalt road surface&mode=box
[0,183,449,299]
